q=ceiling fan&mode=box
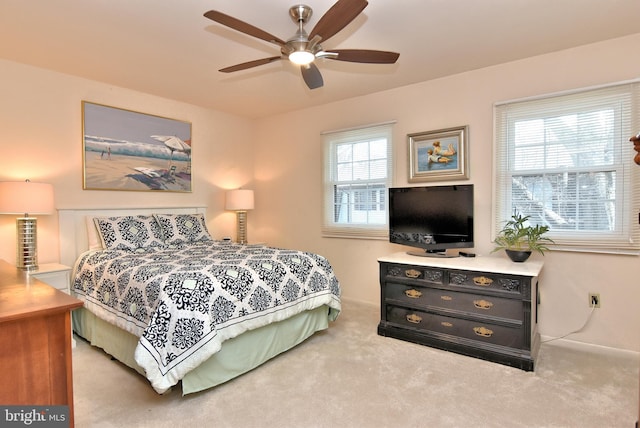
[203,0,400,89]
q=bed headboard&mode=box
[58,207,207,268]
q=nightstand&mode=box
[28,263,76,346]
[27,263,72,294]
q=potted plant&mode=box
[492,212,554,262]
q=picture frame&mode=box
[82,101,192,192]
[408,125,469,182]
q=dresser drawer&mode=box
[384,282,523,322]
[384,263,445,285]
[386,305,524,349]
[448,269,527,296]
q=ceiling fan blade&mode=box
[301,63,324,89]
[204,10,286,47]
[308,0,368,43]
[325,49,399,64]
[220,56,283,73]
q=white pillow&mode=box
[86,216,103,251]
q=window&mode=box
[322,122,394,239]
[494,82,640,253]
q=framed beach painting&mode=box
[82,101,192,192]
[408,125,469,182]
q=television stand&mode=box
[407,250,457,258]
[377,252,543,371]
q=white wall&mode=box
[0,59,256,264]
[251,34,640,352]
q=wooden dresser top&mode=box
[0,260,83,323]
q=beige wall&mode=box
[251,34,640,352]
[0,59,256,264]
[1,34,639,352]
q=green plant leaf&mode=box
[492,212,554,255]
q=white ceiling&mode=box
[1,0,639,119]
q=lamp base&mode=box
[236,211,248,245]
[16,217,38,270]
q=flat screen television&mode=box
[389,184,474,257]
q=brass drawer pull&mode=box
[441,295,453,301]
[473,299,493,310]
[473,276,493,286]
[441,321,453,327]
[406,313,422,324]
[473,326,494,337]
[405,289,422,299]
[405,269,421,279]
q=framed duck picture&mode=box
[408,125,469,182]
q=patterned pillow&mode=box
[154,213,213,245]
[94,215,166,251]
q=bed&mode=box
[59,207,341,395]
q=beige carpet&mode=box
[72,299,639,428]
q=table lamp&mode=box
[225,189,254,244]
[0,180,55,270]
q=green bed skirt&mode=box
[73,305,332,395]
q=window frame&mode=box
[322,122,394,239]
[493,81,640,254]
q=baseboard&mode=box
[540,335,640,358]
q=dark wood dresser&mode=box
[378,252,543,371]
[0,259,83,425]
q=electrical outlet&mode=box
[589,293,600,308]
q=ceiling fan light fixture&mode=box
[205,0,399,90]
[289,50,315,65]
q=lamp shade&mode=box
[225,189,254,211]
[0,181,55,215]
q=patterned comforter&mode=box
[72,241,341,393]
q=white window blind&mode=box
[494,81,640,253]
[322,122,394,239]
